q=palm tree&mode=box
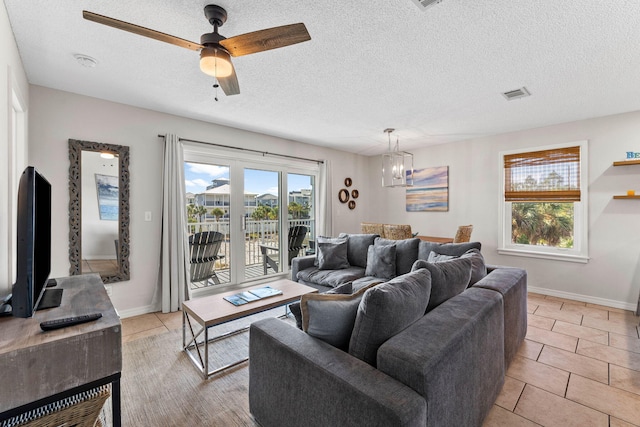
[511,202,573,247]
[211,207,224,221]
[187,204,197,223]
[195,205,207,222]
[252,205,272,221]
[288,202,303,219]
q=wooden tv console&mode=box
[0,274,122,426]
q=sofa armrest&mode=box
[249,318,426,427]
[377,287,504,427]
[473,266,528,367]
[290,254,316,281]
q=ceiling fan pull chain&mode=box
[213,81,219,102]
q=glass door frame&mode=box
[183,142,319,293]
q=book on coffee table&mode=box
[249,286,283,298]
[223,286,283,306]
[223,295,248,306]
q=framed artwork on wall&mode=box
[95,174,119,220]
[406,166,449,212]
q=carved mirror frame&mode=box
[68,139,130,283]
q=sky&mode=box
[184,162,312,195]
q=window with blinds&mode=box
[504,146,580,202]
[499,141,588,263]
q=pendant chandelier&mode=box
[382,128,413,187]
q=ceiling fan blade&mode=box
[218,63,240,96]
[83,10,203,51]
[219,23,310,57]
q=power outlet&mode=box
[144,211,152,221]
[105,284,113,297]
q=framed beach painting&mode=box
[95,174,119,220]
[406,166,449,212]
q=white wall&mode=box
[27,85,369,316]
[0,2,29,295]
[368,111,640,310]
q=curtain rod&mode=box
[157,134,324,164]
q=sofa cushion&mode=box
[289,282,353,329]
[316,237,350,270]
[364,244,396,280]
[300,283,377,350]
[412,257,472,312]
[297,266,365,289]
[375,237,420,275]
[349,269,432,366]
[428,248,487,287]
[339,233,378,268]
[418,241,481,260]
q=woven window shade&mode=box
[504,146,581,202]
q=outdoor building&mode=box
[193,184,258,219]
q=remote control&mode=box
[40,313,102,331]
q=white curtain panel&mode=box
[318,160,332,237]
[160,134,191,312]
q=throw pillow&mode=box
[375,237,420,276]
[426,248,487,287]
[418,241,481,260]
[349,269,432,367]
[427,251,456,262]
[338,233,378,268]
[316,237,350,270]
[459,248,487,286]
[411,257,472,312]
[300,282,380,350]
[364,244,396,280]
[289,282,353,330]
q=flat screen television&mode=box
[11,166,52,318]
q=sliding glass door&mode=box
[183,144,318,291]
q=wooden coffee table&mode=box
[182,279,317,379]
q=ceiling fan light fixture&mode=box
[200,47,233,77]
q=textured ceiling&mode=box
[4,0,640,155]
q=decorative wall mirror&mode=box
[68,139,130,283]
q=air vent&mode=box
[502,87,531,100]
[410,0,444,11]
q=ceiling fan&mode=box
[83,5,311,97]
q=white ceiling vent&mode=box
[410,0,444,11]
[502,87,531,101]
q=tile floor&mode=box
[121,292,640,426]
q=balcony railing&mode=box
[187,218,315,288]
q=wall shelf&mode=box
[613,160,640,166]
[612,160,640,200]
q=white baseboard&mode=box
[117,304,160,319]
[528,286,638,312]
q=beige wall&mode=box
[0,2,29,294]
[368,111,640,310]
[27,85,370,316]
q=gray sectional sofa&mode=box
[249,234,527,427]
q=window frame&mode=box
[498,140,589,263]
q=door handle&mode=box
[241,215,246,231]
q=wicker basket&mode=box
[1,385,110,427]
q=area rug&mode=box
[120,308,292,426]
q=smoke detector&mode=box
[410,0,445,11]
